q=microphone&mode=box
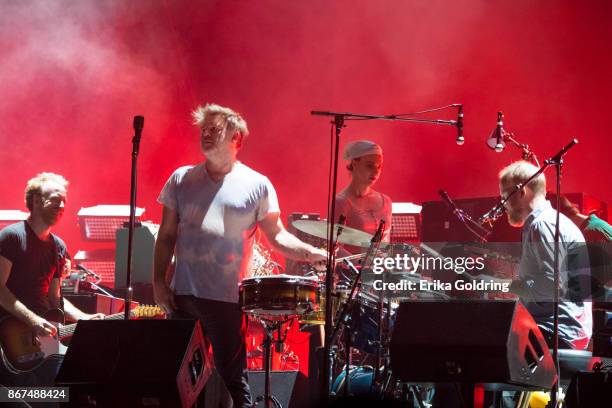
[456,104,464,145]
[486,111,506,152]
[76,264,101,280]
[133,115,144,133]
[495,111,504,152]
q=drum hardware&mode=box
[327,220,385,399]
[239,275,315,407]
[253,316,295,408]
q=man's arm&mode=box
[47,278,104,321]
[259,212,327,270]
[0,255,56,336]
[152,205,179,311]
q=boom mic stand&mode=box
[311,106,460,400]
[438,190,492,243]
[487,112,540,166]
[478,139,579,408]
[124,116,144,320]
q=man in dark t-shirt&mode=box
[0,172,103,386]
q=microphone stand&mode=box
[477,139,579,408]
[438,190,492,243]
[546,139,578,408]
[311,107,459,400]
[502,131,540,167]
[124,116,144,320]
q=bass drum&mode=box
[239,274,318,317]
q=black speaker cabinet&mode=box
[566,369,612,407]
[390,300,556,390]
[248,370,306,408]
[56,319,212,407]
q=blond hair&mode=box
[192,103,249,141]
[498,161,546,196]
[25,172,68,211]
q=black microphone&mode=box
[76,264,101,280]
[456,104,464,145]
[133,115,144,133]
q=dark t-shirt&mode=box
[0,221,67,317]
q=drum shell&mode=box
[239,276,317,316]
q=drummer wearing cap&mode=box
[335,140,393,254]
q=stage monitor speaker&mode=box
[56,319,212,408]
[565,369,612,407]
[390,300,556,390]
[248,370,306,408]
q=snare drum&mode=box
[239,274,318,316]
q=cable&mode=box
[393,104,459,116]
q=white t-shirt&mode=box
[158,161,280,303]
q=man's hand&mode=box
[153,282,177,313]
[307,247,329,271]
[29,316,57,337]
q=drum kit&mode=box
[239,219,439,406]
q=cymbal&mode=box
[291,219,374,248]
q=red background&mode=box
[1,0,611,252]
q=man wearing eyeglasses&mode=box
[498,161,592,350]
[153,103,327,407]
[0,172,104,386]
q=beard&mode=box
[42,209,63,226]
[505,209,525,227]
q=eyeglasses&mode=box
[39,194,66,208]
[200,126,225,136]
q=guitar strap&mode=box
[50,234,66,312]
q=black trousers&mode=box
[173,295,252,408]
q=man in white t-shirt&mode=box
[153,103,327,407]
